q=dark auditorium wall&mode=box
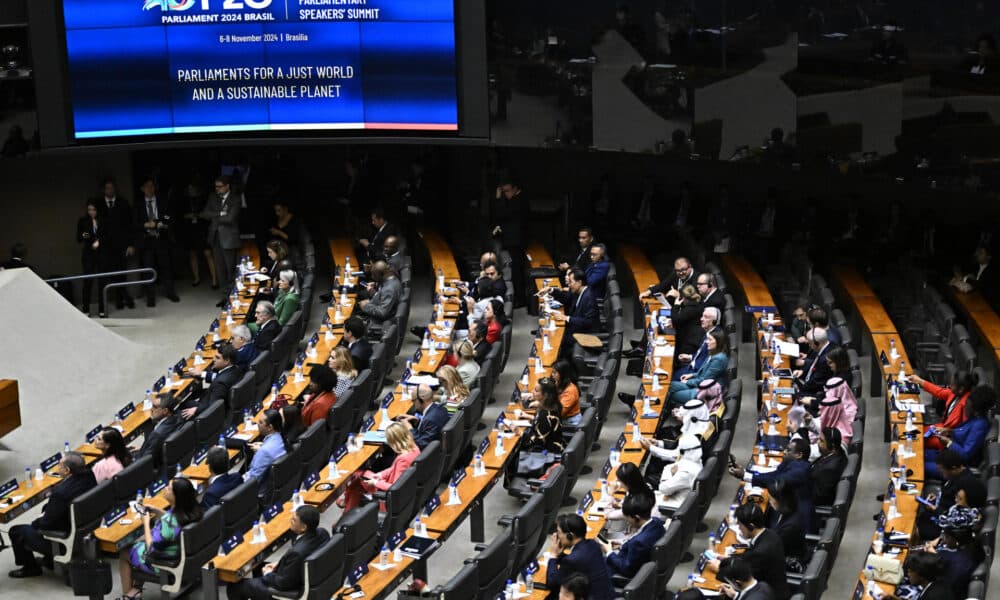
[0,151,133,277]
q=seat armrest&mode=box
[526,478,545,488]
[37,529,69,540]
[611,574,630,588]
[497,514,514,528]
[373,490,387,501]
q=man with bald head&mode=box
[358,260,402,325]
[397,383,449,450]
[641,256,698,302]
[383,235,406,273]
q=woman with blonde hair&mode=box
[454,340,481,388]
[327,345,358,398]
[437,364,470,412]
[339,422,419,512]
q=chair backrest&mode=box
[194,400,227,447]
[112,455,156,503]
[249,350,274,401]
[475,528,513,600]
[622,561,656,600]
[411,441,444,508]
[220,478,259,537]
[694,457,719,520]
[559,430,588,495]
[227,370,257,418]
[653,520,683,592]
[440,412,465,478]
[799,549,829,600]
[510,493,546,576]
[173,505,224,587]
[437,562,478,600]
[849,421,864,456]
[348,369,375,423]
[66,480,115,551]
[161,422,197,474]
[381,467,418,541]
[265,446,303,505]
[672,493,700,551]
[538,465,567,539]
[301,533,346,600]
[369,343,388,387]
[337,503,380,571]
[296,420,331,482]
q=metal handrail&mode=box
[44,267,158,315]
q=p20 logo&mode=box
[143,0,272,10]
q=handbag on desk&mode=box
[864,553,904,584]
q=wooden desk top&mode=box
[950,289,1000,349]
[94,495,171,553]
[721,256,771,301]
[422,464,501,535]
[854,296,899,335]
[420,230,461,280]
[525,243,555,269]
[328,239,358,269]
[619,244,661,292]
[337,528,441,597]
[213,501,296,582]
[832,265,876,298]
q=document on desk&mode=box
[652,344,674,358]
[406,375,440,386]
[776,340,800,357]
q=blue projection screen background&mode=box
[61,0,459,139]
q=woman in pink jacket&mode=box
[340,422,419,512]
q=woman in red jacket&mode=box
[907,371,977,450]
[483,298,507,345]
[300,364,337,427]
[340,422,419,512]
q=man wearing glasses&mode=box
[640,256,698,303]
[696,273,725,312]
[201,175,241,299]
[251,301,281,351]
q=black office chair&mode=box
[111,455,156,503]
[410,441,444,508]
[263,446,303,506]
[621,561,656,600]
[434,562,478,600]
[796,549,830,600]
[227,370,257,422]
[439,411,466,480]
[160,422,196,476]
[467,528,513,600]
[337,503,379,572]
[652,520,683,597]
[220,478,259,537]
[194,400,227,447]
[296,421,331,482]
[267,533,345,600]
[507,492,546,576]
[40,480,115,567]
[326,394,353,452]
[376,467,418,545]
[134,505,223,597]
[249,350,274,401]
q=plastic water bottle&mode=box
[63,441,70,455]
[292,490,302,509]
[474,454,484,474]
[905,409,914,432]
[135,490,144,513]
[449,482,460,504]
[708,532,716,552]
[525,571,534,593]
[866,566,878,596]
[505,579,515,600]
[253,520,265,543]
[379,544,390,567]
[889,338,897,357]
[421,332,430,350]
[143,390,153,411]
[347,433,356,451]
[215,435,225,448]
[631,421,641,443]
[344,256,351,275]
[729,503,738,526]
[494,432,504,456]
[415,516,426,537]
[25,466,32,489]
[873,526,884,554]
[175,463,182,476]
[166,366,174,383]
[271,384,279,402]
[381,405,391,425]
[687,574,696,589]
[898,361,906,383]
[243,409,252,430]
[757,442,767,466]
[327,456,337,481]
[642,395,652,415]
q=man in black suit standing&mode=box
[97,179,136,309]
[706,504,789,599]
[134,393,183,469]
[184,343,243,419]
[201,447,243,509]
[8,452,97,578]
[134,176,179,307]
[358,207,398,267]
[226,505,330,599]
[251,300,281,351]
[343,316,372,371]
[640,256,697,304]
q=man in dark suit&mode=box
[558,226,595,274]
[358,207,399,266]
[383,236,407,274]
[793,328,833,398]
[472,261,507,301]
[134,393,184,469]
[545,514,616,600]
[697,273,726,312]
[97,179,136,309]
[0,242,34,272]
[729,438,815,532]
[584,243,611,299]
[601,494,665,578]
[226,505,330,599]
[717,556,776,600]
[133,177,178,306]
[343,316,372,371]
[707,504,788,599]
[230,325,258,368]
[640,256,697,304]
[358,262,402,327]
[468,319,491,365]
[547,267,600,345]
[8,452,97,578]
[400,384,450,450]
[201,174,242,299]
[201,447,243,509]
[252,300,281,351]
[953,245,999,308]
[184,343,243,419]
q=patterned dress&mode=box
[128,511,181,573]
